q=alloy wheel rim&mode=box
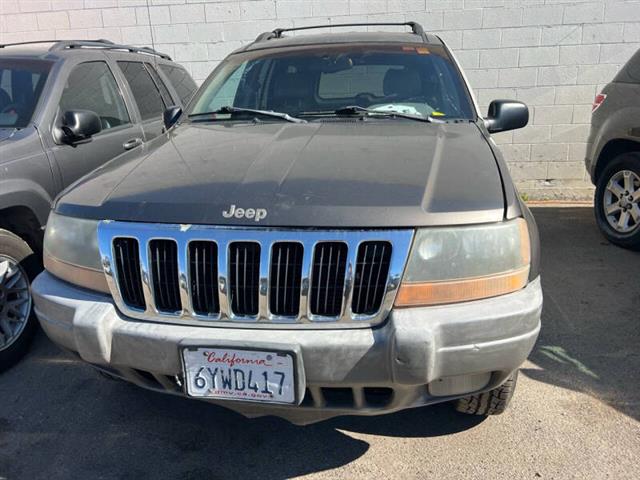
[603,170,640,234]
[0,255,31,352]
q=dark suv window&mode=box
[118,61,166,121]
[159,64,198,105]
[145,63,174,107]
[59,61,130,130]
[191,44,474,121]
[0,59,52,128]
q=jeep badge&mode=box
[222,204,267,222]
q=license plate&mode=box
[182,347,296,404]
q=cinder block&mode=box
[576,64,619,85]
[311,1,349,17]
[465,69,499,89]
[533,105,574,125]
[207,41,243,61]
[153,23,189,43]
[102,8,137,27]
[350,1,387,15]
[531,143,569,162]
[559,45,600,66]
[563,2,604,25]
[240,1,277,21]
[454,49,480,69]
[173,42,208,62]
[555,85,597,105]
[508,162,548,181]
[624,23,640,42]
[499,144,531,163]
[550,124,591,143]
[443,9,482,30]
[36,11,69,30]
[519,46,559,67]
[605,1,640,23]
[547,162,586,180]
[170,4,205,24]
[69,9,102,29]
[501,27,540,48]
[4,13,37,33]
[569,143,588,163]
[479,48,518,68]
[188,23,224,43]
[120,25,152,44]
[498,67,538,88]
[275,1,312,19]
[600,43,640,64]
[541,25,582,46]
[513,125,552,144]
[582,23,624,44]
[482,8,523,28]
[538,65,578,86]
[522,5,563,27]
[517,87,556,106]
[462,29,501,49]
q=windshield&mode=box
[0,59,52,128]
[190,43,475,121]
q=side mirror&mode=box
[484,100,529,134]
[163,105,182,130]
[60,110,102,144]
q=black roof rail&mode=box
[255,21,428,43]
[0,39,171,60]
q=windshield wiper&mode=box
[332,105,443,123]
[188,106,306,124]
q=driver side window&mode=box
[59,61,130,131]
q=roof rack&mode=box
[255,22,428,43]
[0,39,171,60]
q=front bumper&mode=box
[32,271,542,424]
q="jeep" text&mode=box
[222,204,267,222]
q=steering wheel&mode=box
[354,92,377,107]
[0,103,21,115]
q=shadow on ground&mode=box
[522,207,640,421]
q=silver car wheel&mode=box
[0,255,31,352]
[603,170,640,234]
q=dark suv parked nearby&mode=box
[32,23,542,424]
[586,47,640,249]
[0,39,197,370]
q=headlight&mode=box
[395,218,530,307]
[43,211,108,293]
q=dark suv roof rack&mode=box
[255,22,428,43]
[0,39,171,60]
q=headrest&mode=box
[383,68,422,98]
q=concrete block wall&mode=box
[2,0,640,200]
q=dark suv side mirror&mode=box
[163,105,182,130]
[485,100,529,134]
[60,110,102,144]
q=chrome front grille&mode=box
[99,222,413,328]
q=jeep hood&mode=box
[55,121,506,227]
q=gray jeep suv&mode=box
[586,47,640,249]
[32,23,542,424]
[0,39,197,370]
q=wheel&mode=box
[455,371,518,416]
[0,229,41,372]
[594,153,640,250]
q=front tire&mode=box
[594,153,640,250]
[455,371,518,416]
[0,229,40,372]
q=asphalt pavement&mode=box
[0,207,639,479]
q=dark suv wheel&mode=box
[0,229,40,372]
[595,153,640,250]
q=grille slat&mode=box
[229,242,260,316]
[310,242,348,317]
[269,242,303,317]
[105,226,410,326]
[352,241,392,315]
[113,238,145,309]
[150,240,181,313]
[189,241,219,315]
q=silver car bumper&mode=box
[32,271,542,425]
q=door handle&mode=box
[123,138,142,150]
